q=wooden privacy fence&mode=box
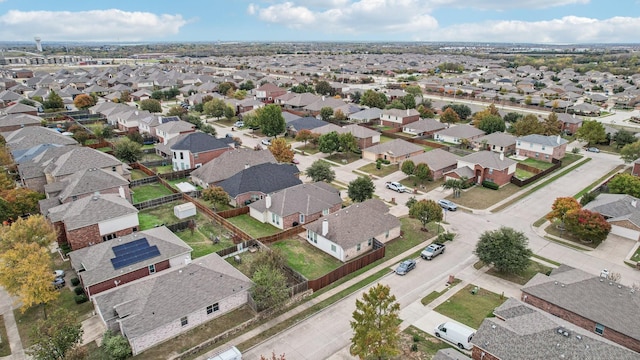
[307,239,386,292]
[256,225,304,245]
[216,207,250,218]
[129,176,159,187]
[133,193,183,210]
[511,159,562,187]
[183,193,252,242]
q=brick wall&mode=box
[518,148,554,163]
[190,147,233,168]
[280,203,341,229]
[234,191,265,208]
[472,346,500,360]
[87,259,170,296]
[479,166,513,186]
[24,176,47,192]
[67,224,135,251]
[522,292,640,353]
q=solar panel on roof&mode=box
[110,238,161,270]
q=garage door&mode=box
[610,225,640,241]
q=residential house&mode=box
[633,159,640,177]
[475,132,517,155]
[255,83,286,103]
[190,148,276,188]
[472,298,639,360]
[434,124,486,145]
[45,193,139,250]
[3,102,38,116]
[450,151,517,186]
[348,107,382,123]
[313,123,380,149]
[282,93,321,110]
[303,96,347,115]
[402,149,459,180]
[162,132,235,171]
[521,265,640,353]
[5,126,77,154]
[379,108,420,128]
[249,182,342,230]
[303,199,400,262]
[217,162,301,207]
[516,134,568,163]
[68,226,192,297]
[155,119,196,144]
[402,118,447,137]
[556,113,584,135]
[0,113,42,132]
[581,193,640,240]
[362,139,424,163]
[93,252,252,355]
[286,117,329,136]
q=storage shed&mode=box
[174,202,196,219]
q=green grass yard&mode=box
[434,284,507,329]
[520,158,555,170]
[356,162,399,177]
[137,201,209,230]
[225,214,280,238]
[131,183,174,203]
[271,238,342,279]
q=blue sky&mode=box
[0,0,638,44]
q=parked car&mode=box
[53,269,65,278]
[438,199,458,211]
[234,121,245,128]
[385,181,407,193]
[261,138,272,146]
[587,147,600,153]
[292,157,300,164]
[52,277,65,289]
[421,243,446,260]
[395,259,416,275]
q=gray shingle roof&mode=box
[521,265,640,342]
[402,118,447,133]
[434,124,486,139]
[190,148,276,185]
[517,134,568,147]
[93,252,252,339]
[473,298,639,360]
[171,132,234,153]
[459,151,517,170]
[363,138,424,157]
[404,148,459,171]
[349,107,382,121]
[217,163,301,197]
[476,132,517,147]
[56,168,129,203]
[68,226,192,286]
[287,117,329,132]
[5,126,77,152]
[582,193,640,227]
[304,199,400,250]
[44,147,123,178]
[249,182,341,217]
[46,193,138,230]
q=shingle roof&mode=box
[93,252,252,339]
[5,126,77,152]
[304,199,400,250]
[435,124,486,139]
[521,265,640,342]
[0,113,42,127]
[217,163,301,197]
[44,147,123,178]
[476,132,517,147]
[473,298,639,360]
[459,151,517,170]
[402,118,447,133]
[517,134,568,147]
[55,168,129,203]
[189,148,276,185]
[170,132,234,153]
[287,117,329,132]
[249,182,341,217]
[363,139,424,157]
[46,193,138,230]
[68,226,192,287]
[582,193,640,227]
[349,107,382,121]
[404,148,459,171]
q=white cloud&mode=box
[430,0,590,10]
[0,9,188,42]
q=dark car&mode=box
[52,277,65,289]
[395,259,416,275]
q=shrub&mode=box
[438,232,456,242]
[381,159,391,165]
[74,295,88,304]
[411,343,418,352]
[73,286,84,295]
[70,277,80,286]
[413,335,420,342]
[482,180,499,190]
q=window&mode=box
[541,146,546,151]
[180,316,188,327]
[545,154,549,159]
[299,214,305,224]
[368,238,372,246]
[207,303,219,315]
[535,152,539,158]
[71,195,78,201]
[595,323,605,335]
[111,166,116,172]
[356,244,361,251]
[488,168,493,174]
[322,209,329,215]
[331,244,336,252]
[102,233,116,242]
[194,153,199,158]
[180,152,184,160]
[173,152,177,159]
[148,264,155,274]
[271,213,280,225]
[385,230,390,238]
[517,141,521,146]
[307,230,317,244]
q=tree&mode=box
[504,112,523,123]
[306,160,335,183]
[542,112,562,135]
[239,80,255,91]
[360,90,387,109]
[0,187,45,223]
[73,94,95,109]
[404,85,423,98]
[348,176,375,203]
[441,104,471,120]
[614,129,637,149]
[203,98,227,118]
[72,130,90,145]
[477,114,506,134]
[607,173,640,198]
[334,109,347,122]
[224,105,236,119]
[295,129,313,147]
[217,82,236,96]
[318,131,340,155]
[43,91,64,110]
[409,200,443,229]
[0,242,59,316]
[350,283,401,360]
[576,120,606,146]
[101,330,132,360]
[386,99,406,110]
[401,94,416,109]
[475,227,532,274]
[620,141,640,163]
[28,308,83,360]
[439,107,460,124]
[338,132,358,154]
[315,80,332,96]
[113,137,142,163]
[401,160,415,178]
[564,209,611,245]
[251,263,289,311]
[202,186,229,209]
[0,215,56,251]
[268,138,294,163]
[414,163,432,183]
[511,114,545,136]
[442,178,467,198]
[259,104,286,137]
[320,106,334,121]
[139,99,162,113]
[546,197,582,227]
[119,90,131,103]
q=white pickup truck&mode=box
[385,181,407,193]
[421,243,446,260]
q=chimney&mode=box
[632,200,637,208]
[322,219,329,236]
[407,108,410,116]
[92,191,100,200]
[265,194,271,209]
[118,185,126,199]
[500,152,504,161]
[556,134,561,144]
[245,163,250,169]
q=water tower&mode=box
[34,37,42,52]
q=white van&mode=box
[434,321,475,350]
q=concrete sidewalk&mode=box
[0,288,26,360]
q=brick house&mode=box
[248,182,342,230]
[434,124,486,145]
[402,149,459,180]
[402,118,447,137]
[217,162,301,207]
[632,159,640,177]
[474,132,517,155]
[0,113,42,132]
[556,113,584,135]
[304,199,400,262]
[190,148,276,188]
[155,119,196,144]
[472,298,639,360]
[362,139,425,164]
[45,193,139,250]
[450,151,517,187]
[68,226,192,297]
[379,108,420,128]
[581,193,640,240]
[314,123,381,149]
[163,132,235,171]
[93,252,252,355]
[520,265,640,353]
[255,83,286,103]
[516,134,568,163]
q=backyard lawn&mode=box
[434,284,507,329]
[163,177,202,191]
[225,214,280,238]
[446,183,522,210]
[131,183,175,203]
[137,201,209,230]
[271,238,342,279]
[379,135,395,143]
[389,217,442,259]
[514,168,536,180]
[174,221,235,259]
[131,169,151,180]
[520,158,555,170]
[356,162,399,178]
[140,153,164,162]
[153,165,175,174]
